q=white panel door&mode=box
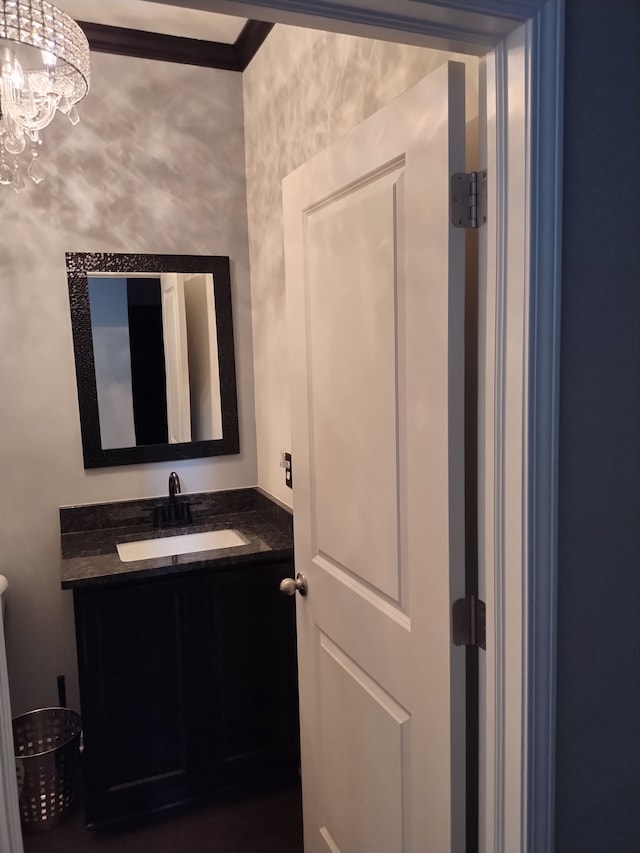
[283,61,468,853]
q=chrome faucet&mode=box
[168,471,181,502]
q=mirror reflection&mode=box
[88,273,223,449]
[66,253,239,469]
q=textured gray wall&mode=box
[555,1,640,850]
[0,53,257,716]
[243,25,478,506]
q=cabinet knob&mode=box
[279,573,308,597]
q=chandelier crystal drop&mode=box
[0,0,90,192]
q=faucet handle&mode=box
[152,499,192,528]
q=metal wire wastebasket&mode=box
[12,707,82,832]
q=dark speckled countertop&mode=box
[60,487,293,590]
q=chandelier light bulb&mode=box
[0,45,21,89]
[41,49,57,68]
[11,60,23,90]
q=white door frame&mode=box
[478,7,563,850]
[127,2,562,852]
[0,587,24,853]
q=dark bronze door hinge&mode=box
[452,594,486,650]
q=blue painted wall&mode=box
[555,1,640,850]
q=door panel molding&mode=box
[314,553,411,627]
[318,633,409,852]
[305,169,403,602]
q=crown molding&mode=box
[78,19,274,71]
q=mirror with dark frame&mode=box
[66,252,240,469]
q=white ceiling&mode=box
[57,0,248,43]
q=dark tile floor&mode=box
[23,784,304,853]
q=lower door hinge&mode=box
[450,170,487,229]
[452,594,486,650]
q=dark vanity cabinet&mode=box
[205,564,301,791]
[73,560,299,828]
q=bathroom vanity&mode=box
[60,488,299,829]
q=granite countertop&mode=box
[61,488,293,590]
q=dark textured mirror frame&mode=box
[66,252,240,469]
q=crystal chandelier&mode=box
[0,0,90,192]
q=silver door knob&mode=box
[279,573,308,597]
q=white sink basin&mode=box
[117,529,248,563]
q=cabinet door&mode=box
[75,577,205,827]
[205,561,300,791]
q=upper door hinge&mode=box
[450,170,487,229]
[452,594,486,650]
